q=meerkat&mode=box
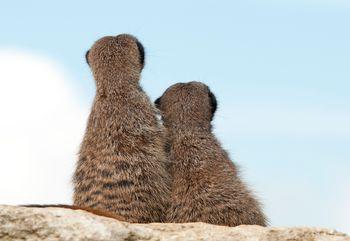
[72,34,170,223]
[154,81,267,227]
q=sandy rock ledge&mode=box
[0,205,348,241]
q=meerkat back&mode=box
[73,34,170,223]
[155,81,267,226]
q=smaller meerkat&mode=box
[155,81,267,227]
[73,34,170,223]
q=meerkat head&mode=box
[155,81,217,129]
[85,34,145,88]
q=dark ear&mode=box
[85,50,90,65]
[154,97,161,109]
[136,40,145,67]
[208,90,217,120]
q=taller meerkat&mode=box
[73,34,170,223]
[155,81,267,226]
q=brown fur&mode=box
[73,34,170,223]
[155,81,267,226]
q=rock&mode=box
[0,205,348,241]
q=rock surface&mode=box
[0,205,348,241]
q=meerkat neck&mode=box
[166,123,212,138]
[96,82,140,98]
[94,72,140,95]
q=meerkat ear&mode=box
[85,50,90,65]
[154,97,161,109]
[136,40,145,67]
[208,90,217,120]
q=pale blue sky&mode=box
[0,0,349,233]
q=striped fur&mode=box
[73,34,170,223]
[156,81,267,226]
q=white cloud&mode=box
[0,49,88,205]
